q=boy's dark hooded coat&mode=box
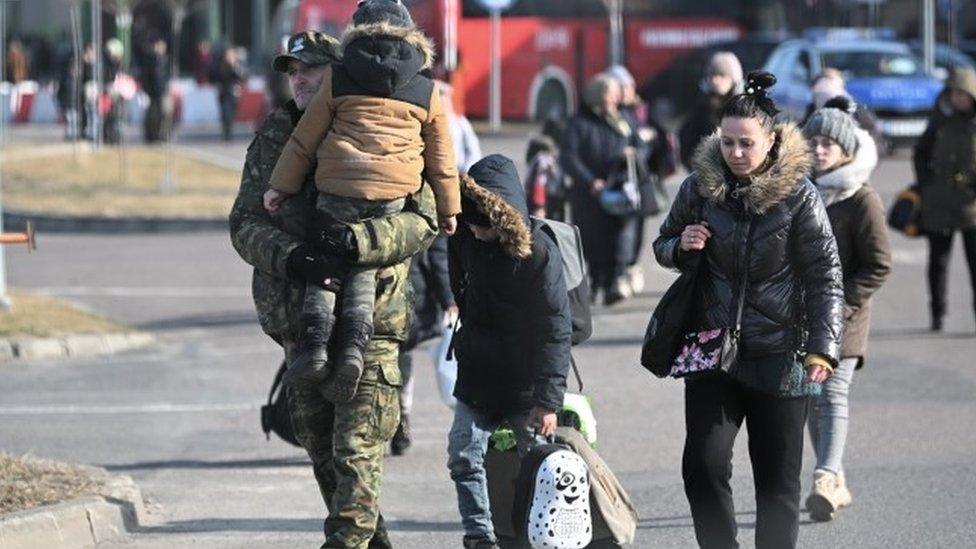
[449,155,573,416]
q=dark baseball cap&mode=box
[272,31,341,73]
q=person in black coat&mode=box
[678,51,743,171]
[141,38,171,143]
[653,72,844,549]
[446,154,572,549]
[561,73,642,305]
[211,45,247,141]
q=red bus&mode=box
[272,0,743,121]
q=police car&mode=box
[764,29,943,145]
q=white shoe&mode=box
[627,266,645,295]
[806,471,852,522]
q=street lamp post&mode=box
[0,0,21,311]
[476,0,514,132]
[489,7,501,131]
[921,0,935,76]
[92,0,104,148]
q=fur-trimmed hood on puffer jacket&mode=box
[691,122,812,214]
[654,123,845,396]
[449,155,572,416]
[341,22,435,96]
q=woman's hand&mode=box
[590,178,607,196]
[806,364,832,384]
[680,223,712,251]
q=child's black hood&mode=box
[341,22,434,96]
[462,154,533,259]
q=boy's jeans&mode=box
[447,400,543,542]
[808,357,858,475]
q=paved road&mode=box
[1,146,975,548]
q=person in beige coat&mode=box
[263,0,461,404]
[803,99,892,522]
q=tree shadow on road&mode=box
[139,517,461,534]
[103,456,309,472]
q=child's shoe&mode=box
[282,312,335,388]
[321,320,373,403]
[462,536,499,549]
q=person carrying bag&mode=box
[643,72,844,549]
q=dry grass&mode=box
[1,146,240,217]
[0,453,103,514]
[0,290,125,338]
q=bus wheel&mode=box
[534,79,568,123]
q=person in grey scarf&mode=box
[802,99,892,522]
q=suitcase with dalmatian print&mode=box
[512,442,593,549]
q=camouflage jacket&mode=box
[229,100,439,345]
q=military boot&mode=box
[320,319,373,403]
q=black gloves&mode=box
[286,244,347,290]
[313,215,359,262]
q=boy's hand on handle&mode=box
[263,189,291,213]
[680,222,712,251]
[529,406,557,438]
[439,214,458,236]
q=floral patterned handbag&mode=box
[671,219,754,378]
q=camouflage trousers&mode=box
[302,195,409,353]
[286,338,403,549]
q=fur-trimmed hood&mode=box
[461,155,533,259]
[691,123,812,214]
[339,22,435,95]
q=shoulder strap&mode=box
[268,361,287,408]
[570,354,584,393]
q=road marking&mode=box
[0,403,258,415]
[32,286,250,297]
[891,249,927,266]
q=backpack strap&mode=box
[570,354,584,393]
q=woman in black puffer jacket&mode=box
[653,72,844,549]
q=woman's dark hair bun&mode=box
[744,71,777,96]
[822,95,857,115]
[720,70,780,127]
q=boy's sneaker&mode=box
[282,314,335,388]
[321,320,373,403]
[462,536,499,549]
[806,471,852,522]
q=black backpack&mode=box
[260,361,302,447]
[531,217,592,346]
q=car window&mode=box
[822,50,925,78]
